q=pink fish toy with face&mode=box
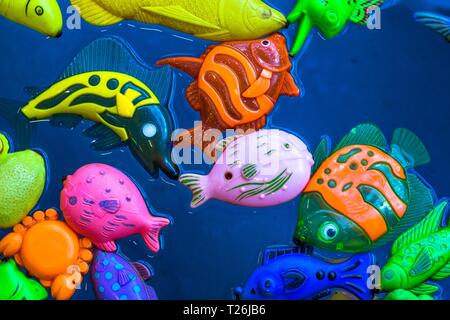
[180,129,314,208]
[60,164,170,252]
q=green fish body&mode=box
[287,0,383,55]
[70,0,286,41]
[381,201,450,296]
[384,289,434,300]
[0,259,48,300]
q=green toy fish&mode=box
[384,289,434,300]
[381,201,450,296]
[0,0,63,37]
[70,0,286,42]
[0,259,48,300]
[287,0,384,56]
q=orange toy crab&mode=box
[0,209,93,300]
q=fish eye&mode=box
[261,8,272,19]
[283,143,291,150]
[258,277,275,296]
[142,123,157,138]
[224,172,233,180]
[261,40,271,47]
[319,222,339,242]
[35,6,44,16]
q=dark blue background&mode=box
[0,0,449,300]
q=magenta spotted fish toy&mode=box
[60,164,171,253]
[180,129,313,208]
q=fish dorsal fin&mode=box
[431,262,450,281]
[71,0,123,26]
[60,37,173,107]
[333,123,387,153]
[410,282,440,296]
[373,174,435,250]
[132,262,153,281]
[260,246,306,265]
[350,0,383,25]
[414,12,450,42]
[391,201,448,255]
[242,164,259,180]
[391,128,430,168]
[312,136,331,173]
[141,6,221,30]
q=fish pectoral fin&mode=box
[116,93,136,118]
[280,73,300,97]
[410,282,440,296]
[242,70,273,98]
[71,0,123,26]
[141,6,221,30]
[83,123,124,151]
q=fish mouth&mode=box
[308,289,332,300]
[158,157,180,180]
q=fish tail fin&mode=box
[179,173,211,208]
[142,216,171,253]
[414,12,450,43]
[391,128,430,168]
[157,57,203,78]
[338,253,376,300]
[71,0,123,26]
[0,99,31,150]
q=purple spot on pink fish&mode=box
[69,196,77,206]
[99,200,120,214]
[106,188,112,193]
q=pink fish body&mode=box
[60,164,170,253]
[180,130,314,208]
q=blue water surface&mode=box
[0,0,449,300]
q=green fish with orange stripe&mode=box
[294,123,435,253]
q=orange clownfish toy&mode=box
[157,33,300,155]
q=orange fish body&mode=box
[295,124,435,253]
[157,33,299,153]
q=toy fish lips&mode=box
[60,164,171,253]
[92,250,158,300]
[294,124,435,253]
[234,246,375,300]
[180,129,313,208]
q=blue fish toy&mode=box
[0,37,180,180]
[234,246,375,300]
[91,250,158,300]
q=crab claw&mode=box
[51,272,82,300]
[0,232,23,257]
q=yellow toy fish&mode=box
[0,0,63,37]
[70,0,287,41]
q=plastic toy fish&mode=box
[0,209,93,300]
[60,163,171,253]
[180,129,314,208]
[92,250,158,300]
[70,0,287,42]
[294,123,435,253]
[287,0,383,56]
[384,289,434,300]
[0,259,48,300]
[381,201,450,296]
[415,12,450,42]
[233,246,375,300]
[158,34,300,153]
[0,0,62,37]
[0,37,180,180]
[0,132,46,229]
